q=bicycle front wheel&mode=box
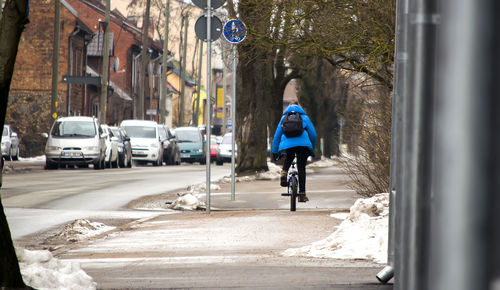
[290,176,298,211]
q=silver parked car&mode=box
[2,125,20,161]
[216,132,237,165]
[120,119,163,166]
[101,124,119,168]
[44,116,106,169]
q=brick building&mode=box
[8,0,175,156]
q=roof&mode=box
[86,66,132,101]
[56,116,97,122]
[120,119,159,127]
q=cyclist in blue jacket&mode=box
[272,102,317,202]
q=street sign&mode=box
[195,15,223,42]
[192,0,225,9]
[146,109,157,115]
[223,19,247,44]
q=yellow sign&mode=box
[52,113,57,119]
[55,101,59,108]
[216,87,224,118]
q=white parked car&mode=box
[120,119,163,166]
[44,116,106,169]
[216,132,237,165]
[2,125,19,161]
[101,124,119,168]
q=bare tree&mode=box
[0,0,32,287]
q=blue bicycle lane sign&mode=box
[223,19,247,44]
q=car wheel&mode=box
[216,158,223,166]
[112,157,118,168]
[127,154,132,168]
[118,155,125,168]
[45,160,58,170]
[12,147,19,161]
[94,159,101,170]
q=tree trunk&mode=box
[0,0,30,287]
[236,45,270,174]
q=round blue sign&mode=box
[223,19,247,44]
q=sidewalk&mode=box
[58,164,394,289]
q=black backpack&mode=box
[281,111,304,137]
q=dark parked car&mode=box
[110,126,132,168]
[158,125,181,165]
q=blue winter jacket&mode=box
[272,105,317,155]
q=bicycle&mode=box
[281,160,300,211]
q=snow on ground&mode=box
[55,219,116,243]
[18,155,45,162]
[17,219,116,289]
[306,156,337,168]
[17,248,96,290]
[283,192,389,264]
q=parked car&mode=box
[44,116,106,169]
[120,119,163,166]
[175,127,206,164]
[209,135,219,162]
[158,125,181,165]
[2,125,19,161]
[216,132,237,165]
[101,124,119,168]
[109,126,132,168]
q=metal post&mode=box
[222,47,227,135]
[378,0,408,285]
[430,0,493,289]
[231,45,236,201]
[205,0,212,213]
[51,0,61,120]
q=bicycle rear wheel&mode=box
[290,176,298,211]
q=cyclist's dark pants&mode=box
[282,146,310,193]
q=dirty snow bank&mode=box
[56,219,115,242]
[17,247,96,290]
[283,192,389,264]
[167,182,221,210]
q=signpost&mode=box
[223,19,246,201]
[194,0,225,214]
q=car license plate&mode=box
[133,150,142,155]
[181,153,190,158]
[63,151,81,158]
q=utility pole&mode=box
[222,46,227,135]
[195,41,203,126]
[179,15,188,126]
[139,0,151,120]
[100,0,110,123]
[160,0,170,125]
[51,0,61,120]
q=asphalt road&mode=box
[1,160,230,239]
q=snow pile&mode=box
[283,192,389,264]
[56,219,115,243]
[19,155,45,161]
[168,193,205,210]
[17,247,97,290]
[306,157,336,168]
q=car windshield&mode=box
[110,128,122,140]
[221,134,232,145]
[176,130,200,143]
[122,126,156,139]
[2,126,7,136]
[51,121,96,137]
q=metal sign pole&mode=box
[231,45,236,201]
[206,0,212,214]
